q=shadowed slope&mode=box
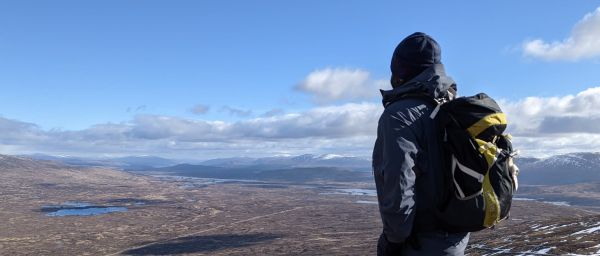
[123,233,280,255]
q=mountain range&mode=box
[199,154,371,170]
[25,153,371,171]
[515,152,600,185]
[23,152,600,185]
[23,154,179,169]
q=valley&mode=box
[1,155,600,255]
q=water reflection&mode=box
[42,201,128,217]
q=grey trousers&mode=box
[378,231,470,256]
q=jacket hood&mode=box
[380,64,456,107]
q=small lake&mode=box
[42,202,128,217]
[514,197,571,207]
[321,188,377,197]
[356,200,378,204]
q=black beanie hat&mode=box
[390,32,441,79]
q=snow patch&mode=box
[571,222,600,235]
[543,201,570,206]
[513,197,536,201]
[534,247,554,254]
[318,154,344,160]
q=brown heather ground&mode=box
[1,155,599,255]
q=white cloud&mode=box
[523,7,600,61]
[511,134,600,158]
[295,68,387,104]
[499,87,600,156]
[0,103,382,159]
[500,87,600,135]
[7,86,600,159]
[235,102,380,139]
[0,68,392,159]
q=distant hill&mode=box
[21,152,600,185]
[24,153,371,171]
[22,153,374,183]
[144,152,600,185]
[199,154,371,171]
[0,154,65,170]
[516,152,600,185]
[0,154,147,189]
[147,163,371,183]
[24,154,178,169]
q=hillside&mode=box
[468,203,600,255]
[1,155,599,255]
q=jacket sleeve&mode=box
[374,109,420,244]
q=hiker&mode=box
[372,32,469,255]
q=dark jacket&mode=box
[372,64,456,243]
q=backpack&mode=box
[431,93,519,232]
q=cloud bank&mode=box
[0,102,381,159]
[295,68,387,104]
[3,64,600,159]
[6,87,600,159]
[523,7,600,61]
[500,87,600,156]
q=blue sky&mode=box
[1,1,600,159]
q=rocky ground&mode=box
[468,201,600,255]
[1,155,599,255]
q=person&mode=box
[372,32,470,255]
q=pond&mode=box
[355,200,378,205]
[42,202,128,217]
[321,188,377,197]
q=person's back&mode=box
[372,32,470,256]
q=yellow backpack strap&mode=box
[467,113,507,138]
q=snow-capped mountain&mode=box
[516,152,600,185]
[519,152,600,170]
